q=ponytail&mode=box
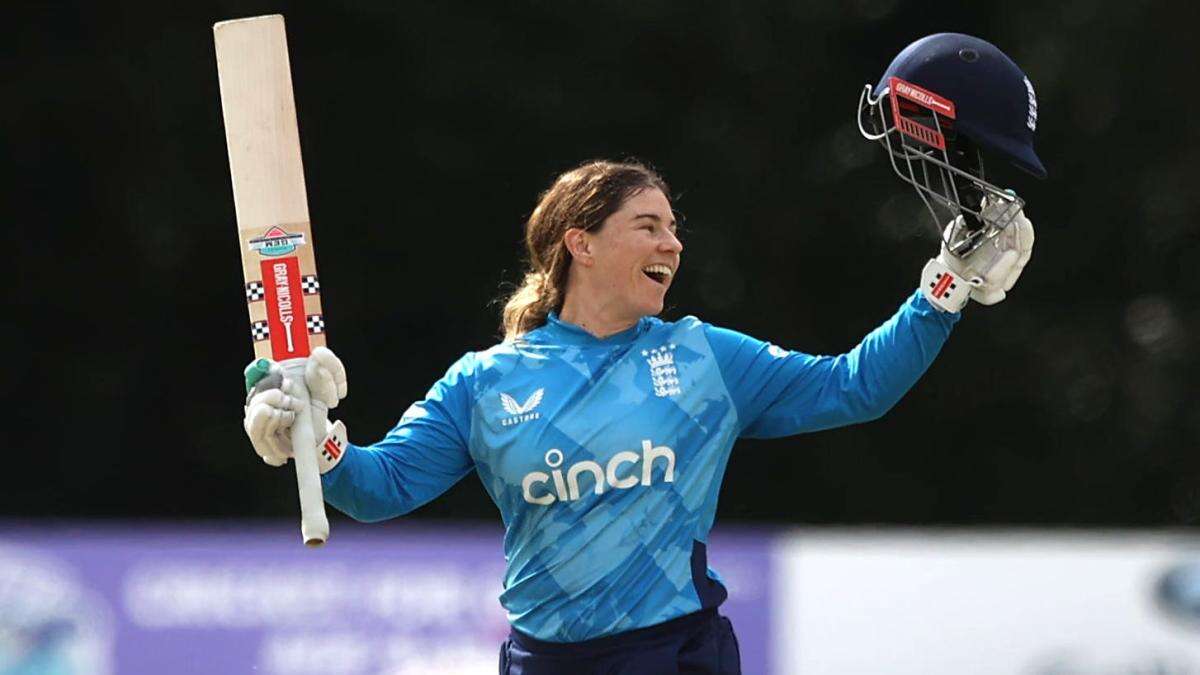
[501,272,553,341]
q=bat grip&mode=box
[281,358,330,546]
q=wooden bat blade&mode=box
[214,14,329,546]
[214,14,327,363]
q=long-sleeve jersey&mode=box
[321,290,958,642]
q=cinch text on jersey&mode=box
[521,441,675,505]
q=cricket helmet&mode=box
[857,33,1045,256]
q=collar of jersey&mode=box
[538,311,653,346]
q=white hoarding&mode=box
[774,530,1200,675]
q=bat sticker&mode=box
[248,225,307,257]
[260,257,310,358]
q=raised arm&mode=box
[706,291,957,439]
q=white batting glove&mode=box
[244,378,304,467]
[921,199,1035,312]
[243,349,350,473]
[303,346,348,422]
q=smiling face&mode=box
[564,187,683,327]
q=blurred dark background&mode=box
[6,1,1199,526]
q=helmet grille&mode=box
[857,77,1025,257]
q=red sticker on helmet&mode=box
[889,77,956,150]
[890,77,956,117]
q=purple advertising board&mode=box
[0,521,773,674]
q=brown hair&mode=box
[500,160,670,341]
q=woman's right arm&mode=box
[320,353,477,522]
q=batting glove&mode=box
[303,347,349,408]
[243,347,350,473]
[921,198,1035,312]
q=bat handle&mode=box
[281,358,330,546]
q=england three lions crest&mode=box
[643,344,682,398]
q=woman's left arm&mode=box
[705,290,958,439]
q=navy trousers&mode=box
[499,608,741,675]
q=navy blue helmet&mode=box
[858,33,1045,256]
[873,32,1044,178]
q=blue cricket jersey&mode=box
[321,290,958,642]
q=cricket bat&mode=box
[214,15,330,546]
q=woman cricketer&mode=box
[242,33,1043,675]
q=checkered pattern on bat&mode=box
[301,275,319,295]
[306,314,325,334]
[250,321,269,342]
[245,281,265,302]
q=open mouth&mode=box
[642,264,672,285]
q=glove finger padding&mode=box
[305,347,348,409]
[245,388,303,466]
[1002,212,1034,292]
[971,250,1019,305]
[263,430,291,467]
[247,413,289,466]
